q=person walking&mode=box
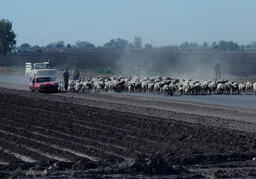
[72,66,80,80]
[134,65,141,77]
[214,60,221,79]
[63,68,70,90]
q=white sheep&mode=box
[208,81,217,95]
[245,82,253,94]
[148,83,154,93]
[141,81,148,93]
[216,83,224,94]
[154,83,160,95]
[253,83,256,95]
[238,83,246,95]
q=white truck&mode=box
[25,61,57,81]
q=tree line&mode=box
[1,18,256,55]
[0,19,16,55]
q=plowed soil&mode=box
[1,87,256,178]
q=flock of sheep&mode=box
[59,76,256,96]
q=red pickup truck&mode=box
[29,77,59,93]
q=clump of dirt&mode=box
[128,153,186,175]
[84,153,190,176]
[72,159,108,170]
[167,152,256,166]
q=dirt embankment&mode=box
[0,88,256,178]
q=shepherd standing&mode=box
[63,68,70,90]
[72,66,80,80]
[214,60,221,79]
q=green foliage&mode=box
[217,40,240,51]
[76,41,95,48]
[145,43,153,50]
[134,36,142,49]
[46,41,65,48]
[79,69,87,72]
[95,68,105,74]
[103,38,129,49]
[105,70,113,74]
[0,19,16,55]
[95,68,114,74]
[20,43,30,49]
[180,41,199,49]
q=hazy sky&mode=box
[1,0,256,46]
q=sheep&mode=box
[216,83,225,94]
[64,75,256,97]
[82,81,92,93]
[147,83,154,93]
[253,83,256,95]
[238,83,246,95]
[224,81,232,95]
[68,80,76,92]
[182,82,191,95]
[93,79,105,92]
[208,81,217,95]
[200,81,209,95]
[141,81,149,93]
[153,83,160,95]
[245,82,253,94]
[231,82,238,95]
[192,82,201,95]
[134,81,142,93]
[58,81,64,92]
[73,81,83,92]
[112,80,125,92]
[127,85,135,93]
[168,84,175,96]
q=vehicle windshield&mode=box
[34,63,46,69]
[37,70,56,76]
[36,77,52,83]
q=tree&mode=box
[20,43,30,49]
[46,42,56,48]
[128,42,135,49]
[144,43,153,50]
[211,42,217,48]
[134,36,142,49]
[218,41,240,51]
[19,43,31,53]
[0,19,16,55]
[203,42,208,48]
[75,41,95,48]
[103,38,129,49]
[56,41,65,48]
[179,41,189,49]
[66,44,72,48]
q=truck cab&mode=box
[25,61,57,81]
[29,76,59,93]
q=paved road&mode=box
[1,74,256,110]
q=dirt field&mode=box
[1,87,256,178]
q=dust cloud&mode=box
[114,49,229,80]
